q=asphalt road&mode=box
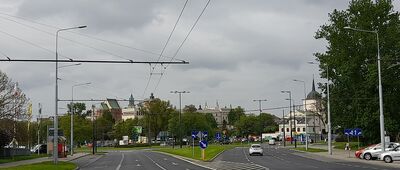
[73,150,209,170]
[215,144,399,170]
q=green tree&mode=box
[227,106,245,125]
[315,0,400,143]
[67,102,86,117]
[141,98,175,141]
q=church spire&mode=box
[128,93,135,108]
[312,77,316,92]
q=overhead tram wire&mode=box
[152,0,211,93]
[141,0,189,98]
[0,29,73,60]
[0,12,185,62]
[0,16,132,61]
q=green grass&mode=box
[333,142,364,150]
[0,154,48,164]
[75,146,163,153]
[156,144,244,161]
[1,161,76,170]
[292,147,328,152]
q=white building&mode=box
[121,94,144,121]
[278,79,326,142]
[197,101,230,127]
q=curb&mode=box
[66,153,90,162]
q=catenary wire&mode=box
[152,0,211,93]
[141,0,189,98]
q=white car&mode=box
[268,139,275,145]
[378,145,400,163]
[361,142,399,160]
[249,144,263,156]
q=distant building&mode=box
[100,98,123,122]
[197,101,231,128]
[278,78,326,142]
[121,94,144,121]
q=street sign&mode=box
[344,129,352,136]
[202,131,208,138]
[345,128,362,136]
[354,128,362,136]
[216,132,221,140]
[200,140,208,149]
[191,131,198,139]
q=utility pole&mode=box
[253,99,267,114]
[92,104,95,155]
[281,91,292,144]
[293,102,297,148]
[282,110,286,147]
[37,103,42,156]
[170,91,190,148]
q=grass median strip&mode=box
[1,161,76,170]
[292,147,328,152]
[157,144,247,161]
[0,154,48,164]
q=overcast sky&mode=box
[1,0,399,117]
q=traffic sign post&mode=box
[200,140,208,160]
[216,132,221,141]
[191,131,198,158]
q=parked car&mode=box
[355,144,376,159]
[249,144,263,156]
[361,142,399,160]
[268,139,275,145]
[378,145,400,163]
[31,144,47,154]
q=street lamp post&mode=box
[308,61,332,155]
[71,82,91,156]
[344,26,385,151]
[253,99,267,114]
[54,25,86,164]
[170,91,190,148]
[293,79,308,151]
[281,91,293,144]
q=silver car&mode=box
[361,142,399,160]
[378,145,400,163]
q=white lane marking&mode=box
[115,153,125,170]
[172,162,178,165]
[135,159,139,162]
[136,164,142,167]
[242,148,251,162]
[163,158,168,161]
[144,153,167,170]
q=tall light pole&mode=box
[281,91,292,144]
[54,25,86,164]
[71,82,91,156]
[344,26,385,151]
[253,99,267,114]
[293,79,308,150]
[170,91,190,148]
[308,61,332,155]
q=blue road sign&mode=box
[216,132,221,140]
[200,140,208,149]
[354,128,362,136]
[344,129,352,136]
[192,131,198,139]
[202,131,208,138]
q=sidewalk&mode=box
[293,144,400,169]
[0,153,88,168]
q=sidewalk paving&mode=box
[293,144,400,169]
[0,153,88,169]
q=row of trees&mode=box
[315,0,400,143]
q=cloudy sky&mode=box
[1,0,399,117]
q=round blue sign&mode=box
[199,140,208,149]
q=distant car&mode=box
[355,144,376,159]
[249,144,263,156]
[361,142,399,160]
[31,144,47,154]
[268,139,275,145]
[378,145,400,163]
